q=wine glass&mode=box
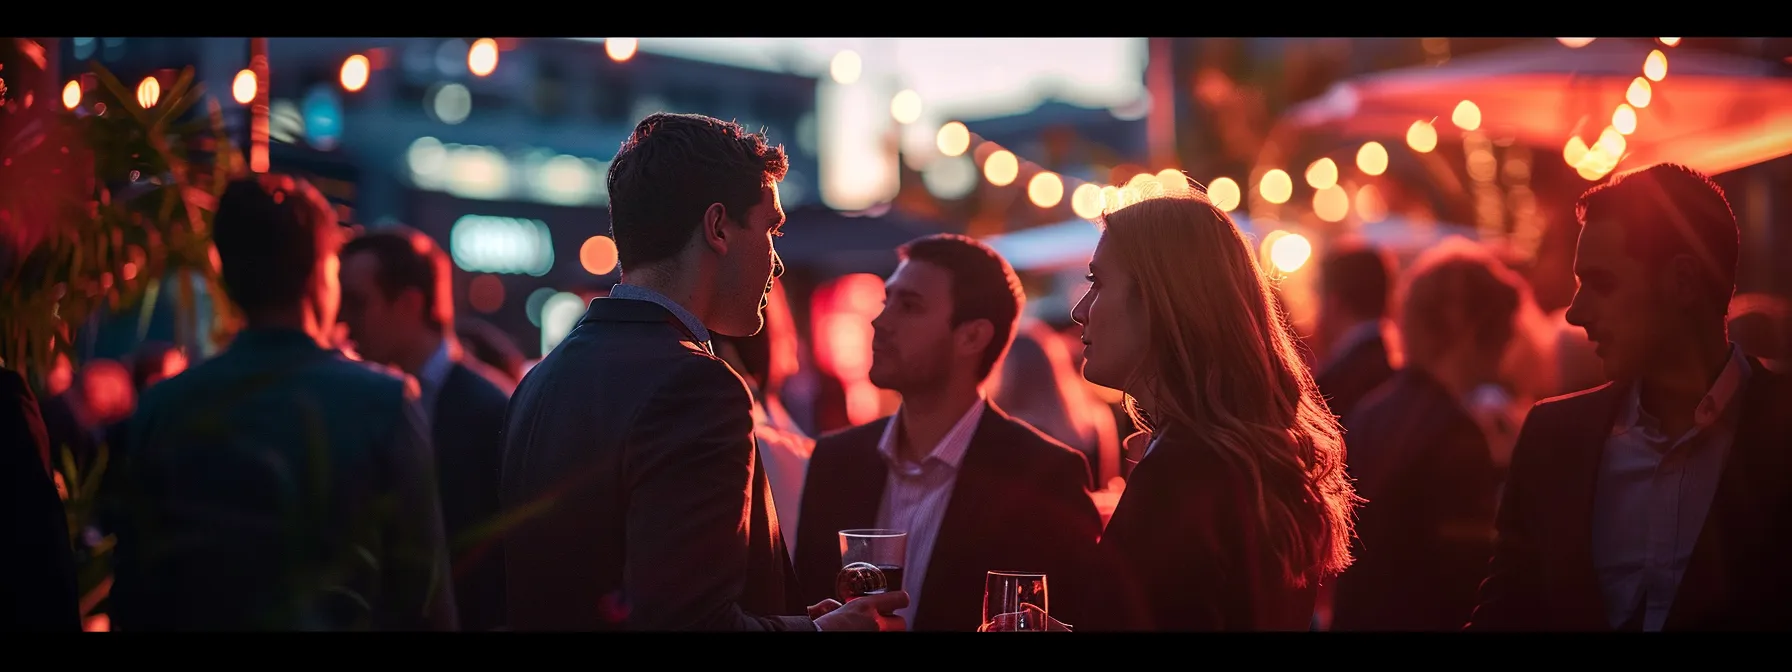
[836,529,907,602]
[980,571,1051,631]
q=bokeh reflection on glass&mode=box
[980,570,1051,631]
[836,529,907,602]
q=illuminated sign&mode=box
[449,215,555,277]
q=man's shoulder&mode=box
[813,416,892,453]
[1528,381,1622,421]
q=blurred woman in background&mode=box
[991,318,1120,489]
[1066,195,1358,631]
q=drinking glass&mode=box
[836,529,907,601]
[980,571,1050,631]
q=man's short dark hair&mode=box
[1320,240,1393,321]
[896,234,1025,379]
[605,113,789,271]
[340,224,454,332]
[1576,162,1739,309]
[211,174,340,315]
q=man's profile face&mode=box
[1563,218,1669,382]
[336,251,401,365]
[712,183,786,338]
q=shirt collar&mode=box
[607,283,712,352]
[418,338,455,397]
[1614,342,1753,436]
[877,397,987,474]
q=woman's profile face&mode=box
[1070,235,1148,393]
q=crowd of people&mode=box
[7,112,1791,632]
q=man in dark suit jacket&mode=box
[1470,163,1792,631]
[794,234,1101,632]
[339,225,513,632]
[1313,240,1396,420]
[112,175,456,631]
[499,113,904,631]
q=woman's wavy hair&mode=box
[1098,195,1359,587]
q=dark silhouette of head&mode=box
[1319,239,1394,325]
[211,174,344,337]
[1564,163,1738,381]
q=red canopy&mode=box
[1282,39,1792,176]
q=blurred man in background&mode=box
[339,225,511,632]
[112,175,455,631]
[1314,240,1397,420]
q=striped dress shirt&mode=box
[873,397,986,626]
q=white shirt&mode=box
[1590,344,1751,631]
[416,339,455,422]
[873,397,987,626]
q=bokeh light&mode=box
[1259,169,1292,205]
[890,89,922,124]
[340,54,369,92]
[468,38,499,77]
[1406,120,1437,153]
[1027,172,1064,208]
[580,235,619,276]
[1451,100,1481,131]
[1071,183,1104,219]
[61,80,80,109]
[983,149,1018,187]
[1304,158,1338,190]
[1612,104,1637,135]
[1206,177,1241,212]
[231,69,257,105]
[605,38,637,62]
[1356,142,1388,176]
[1644,50,1668,81]
[935,121,969,157]
[136,76,160,109]
[830,50,862,85]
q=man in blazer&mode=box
[1469,163,1792,631]
[499,113,904,631]
[339,226,514,632]
[795,234,1102,632]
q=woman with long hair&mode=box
[1065,194,1358,631]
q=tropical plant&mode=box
[0,50,243,395]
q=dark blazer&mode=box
[431,360,511,632]
[111,328,457,631]
[1089,426,1319,631]
[1468,361,1792,631]
[1316,332,1394,421]
[793,404,1100,632]
[3,369,83,631]
[499,298,810,631]
[1332,369,1500,631]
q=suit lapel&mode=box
[835,421,892,536]
[1553,383,1626,624]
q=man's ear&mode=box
[955,318,994,360]
[702,203,729,255]
[1666,253,1707,307]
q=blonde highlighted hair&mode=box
[1098,195,1359,586]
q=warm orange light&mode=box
[231,69,257,105]
[1563,136,1590,167]
[983,150,1018,187]
[1268,232,1312,273]
[1259,169,1292,204]
[890,90,922,124]
[1155,168,1189,196]
[135,76,160,109]
[1206,177,1241,212]
[1612,104,1637,135]
[935,121,969,157]
[605,38,638,62]
[1556,38,1596,48]
[1406,120,1437,153]
[1643,50,1668,81]
[1304,158,1338,190]
[61,80,81,109]
[1659,37,1682,47]
[1071,183,1105,220]
[1626,77,1653,108]
[1313,185,1349,223]
[340,54,370,92]
[468,38,499,77]
[1354,184,1388,223]
[1451,99,1482,131]
[1356,141,1389,176]
[580,235,619,275]
[1027,172,1064,208]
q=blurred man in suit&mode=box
[794,234,1101,632]
[499,113,904,631]
[339,225,511,632]
[111,175,456,631]
[1314,240,1396,420]
[1470,163,1792,631]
